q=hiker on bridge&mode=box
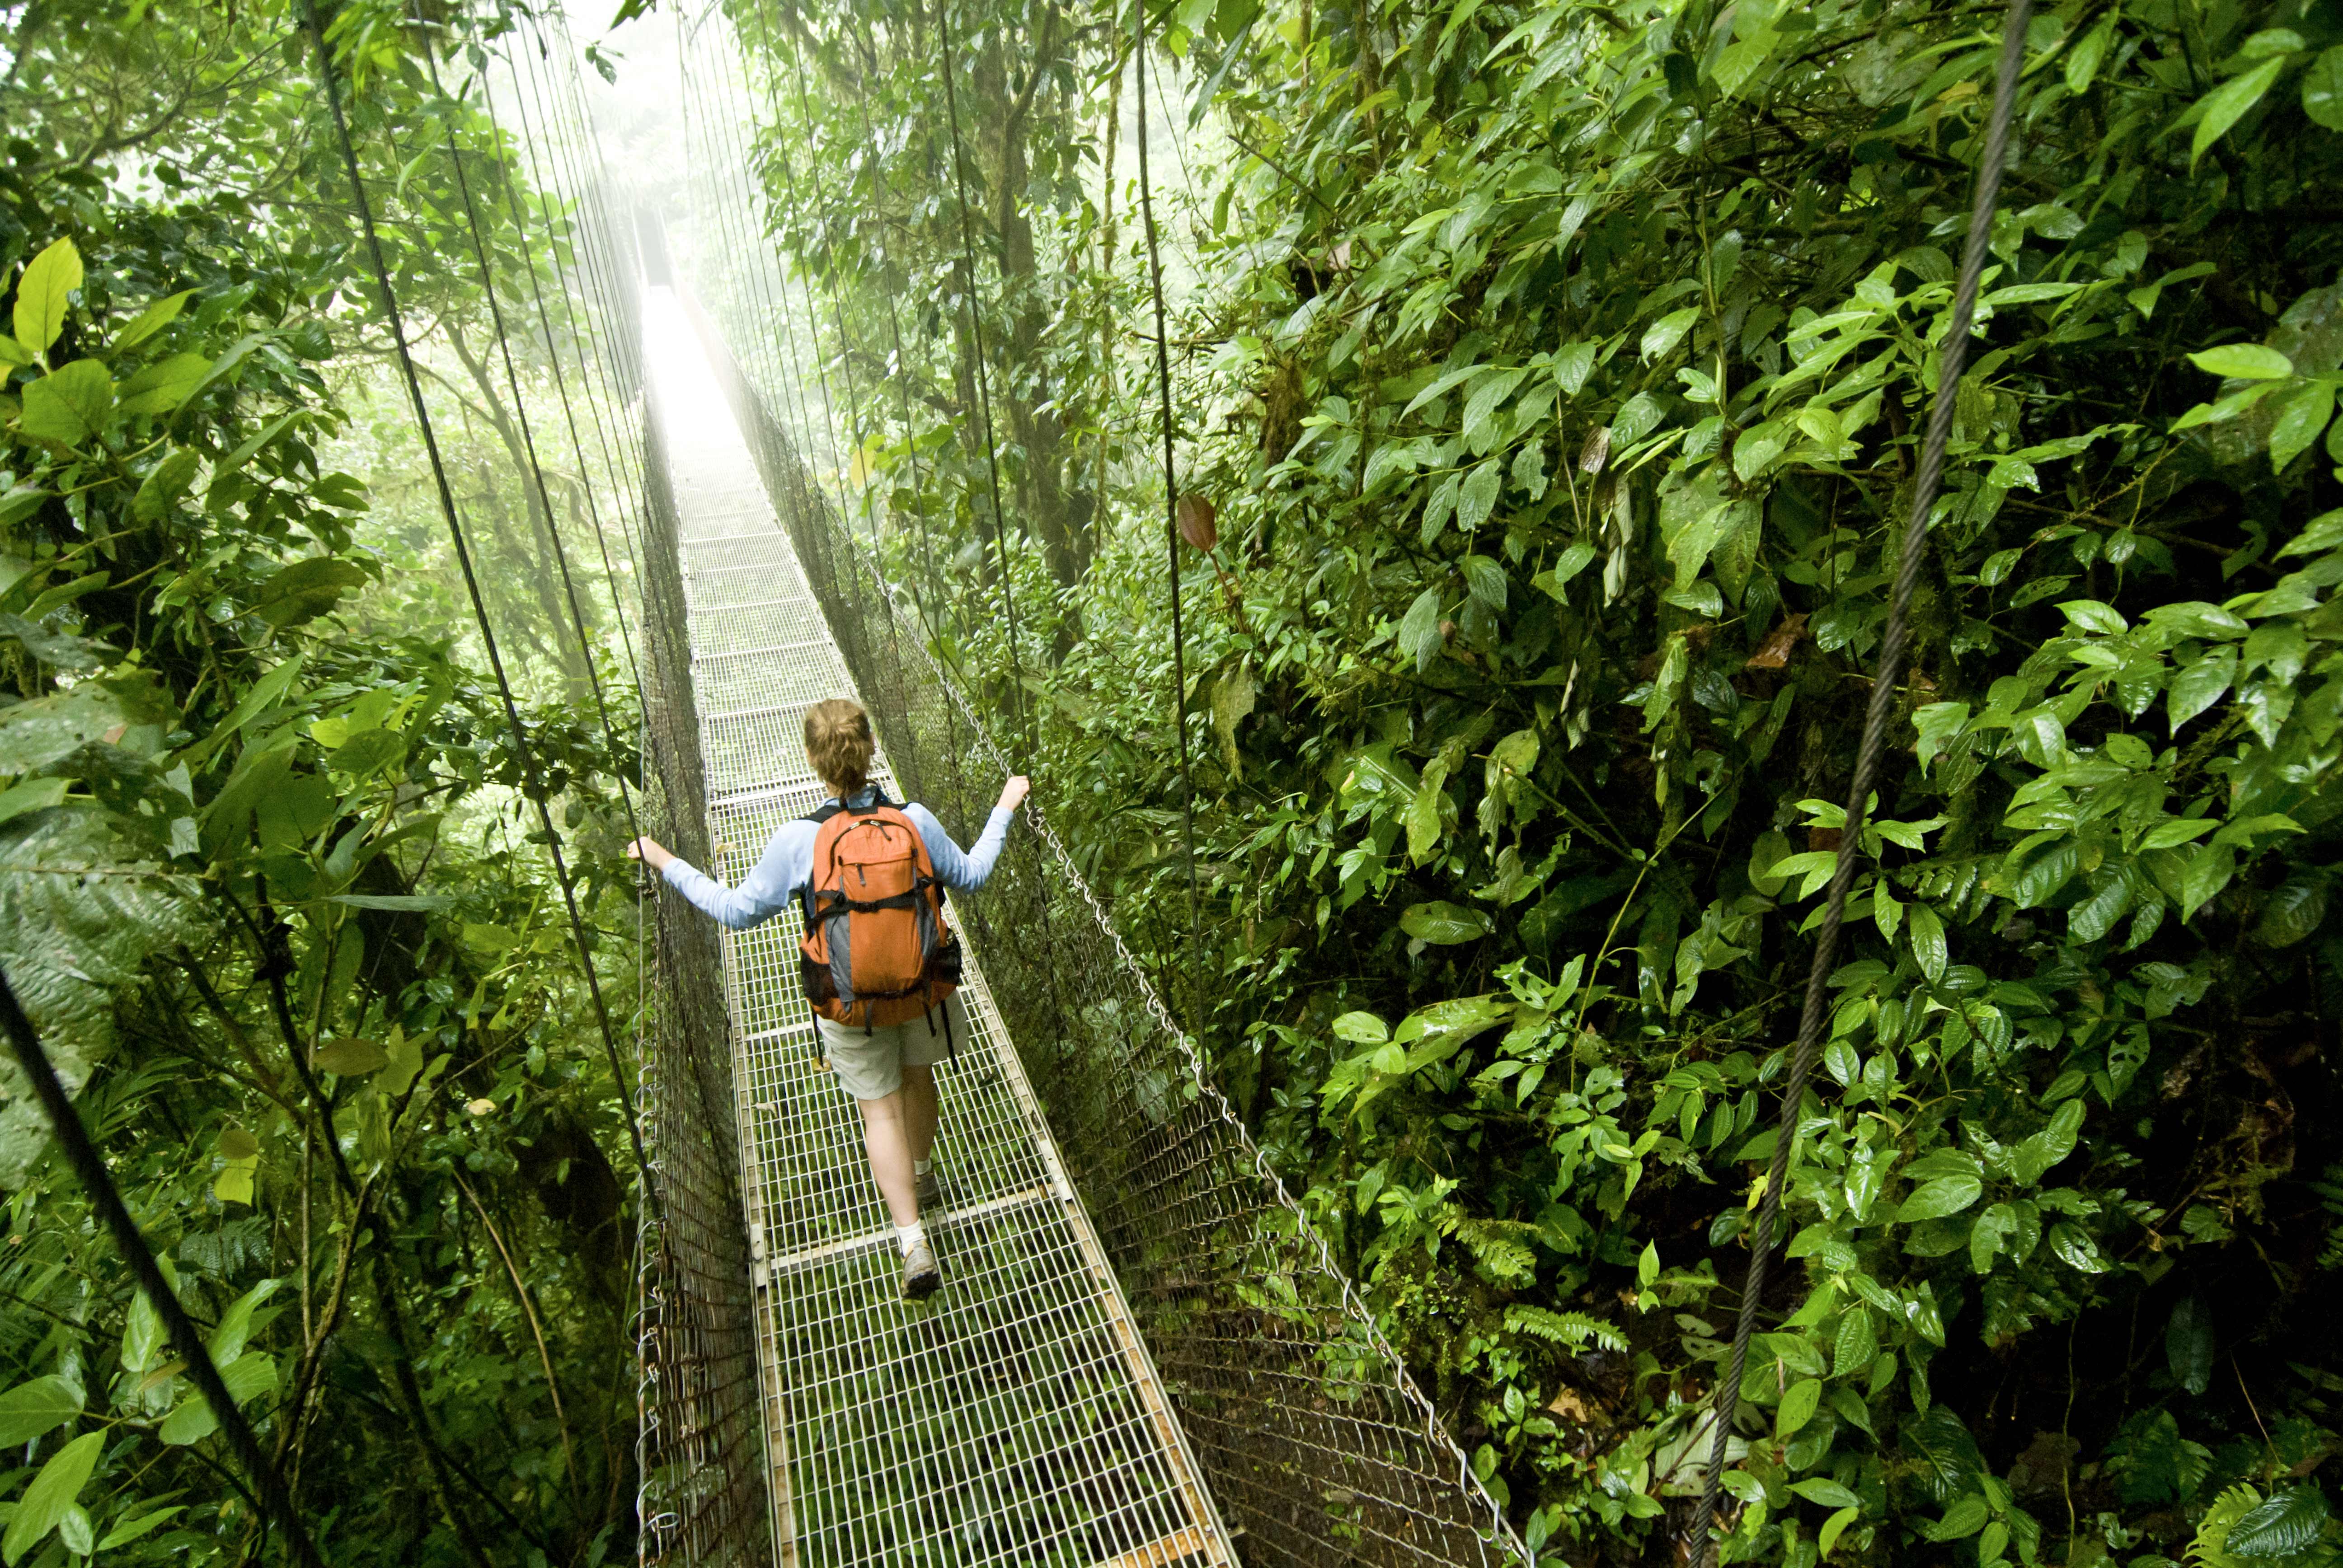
[628,698,1028,1300]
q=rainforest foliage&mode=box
[740,0,2343,1560]
[1,3,649,1565]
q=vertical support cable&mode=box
[302,0,661,1222]
[1132,8,1206,1039]
[930,0,1034,748]
[1686,1,2031,1560]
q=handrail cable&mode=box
[1131,4,1207,1040]
[0,967,327,1568]
[928,0,1034,747]
[303,0,662,1221]
[1686,0,2031,1559]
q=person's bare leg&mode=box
[902,1064,939,1166]
[856,1091,919,1226]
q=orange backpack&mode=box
[797,795,962,1035]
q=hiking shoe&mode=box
[915,1168,942,1212]
[901,1240,942,1302]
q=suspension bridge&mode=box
[138,3,1520,1563]
[0,0,2035,1557]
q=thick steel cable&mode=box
[929,0,1034,745]
[1131,10,1206,1040]
[1686,2,2031,1559]
[301,1,662,1223]
[424,51,646,857]
[0,966,328,1568]
[500,41,657,609]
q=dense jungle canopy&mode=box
[1,0,2340,1562]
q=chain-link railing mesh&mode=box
[660,24,1524,1544]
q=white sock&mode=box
[897,1220,926,1256]
[914,1158,933,1176]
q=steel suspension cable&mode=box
[505,39,657,591]
[1131,5,1206,1040]
[425,52,647,855]
[1686,1,2032,1559]
[831,37,974,684]
[929,0,1034,746]
[0,967,327,1568]
[302,2,662,1222]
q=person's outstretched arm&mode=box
[911,776,1028,893]
[629,823,814,929]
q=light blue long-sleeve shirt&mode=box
[661,786,1014,931]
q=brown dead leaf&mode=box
[1177,494,1218,553]
[1744,612,1809,669]
[1546,1386,1594,1423]
[1808,826,1843,852]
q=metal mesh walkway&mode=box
[641,286,1236,1568]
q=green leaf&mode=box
[1906,903,1947,983]
[111,289,194,353]
[1331,1011,1389,1045]
[0,1376,84,1446]
[1398,587,1444,671]
[2009,1099,2084,1185]
[0,681,138,776]
[2168,646,2237,732]
[1929,1496,1991,1541]
[0,776,70,828]
[1819,1504,1860,1558]
[2224,1487,2331,1558]
[2189,56,2286,169]
[1401,901,1492,944]
[1895,1174,1983,1222]
[1533,542,1596,600]
[1833,1308,1876,1378]
[249,557,370,630]
[115,351,213,417]
[1460,553,1507,610]
[2268,381,2335,473]
[208,1279,279,1366]
[2186,343,2293,380]
[16,360,114,448]
[12,239,83,355]
[1792,1478,1861,1510]
[0,1429,103,1563]
[1776,1376,1822,1438]
[2305,46,2343,129]
[1640,307,1699,362]
[97,1506,185,1551]
[181,652,304,767]
[2166,1296,2214,1395]
[327,892,454,912]
[2065,14,2114,92]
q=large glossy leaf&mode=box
[0,1375,84,1445]
[12,239,81,354]
[0,1429,103,1563]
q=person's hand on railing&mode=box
[997,777,1030,814]
[627,837,676,872]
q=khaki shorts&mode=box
[816,991,968,1101]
